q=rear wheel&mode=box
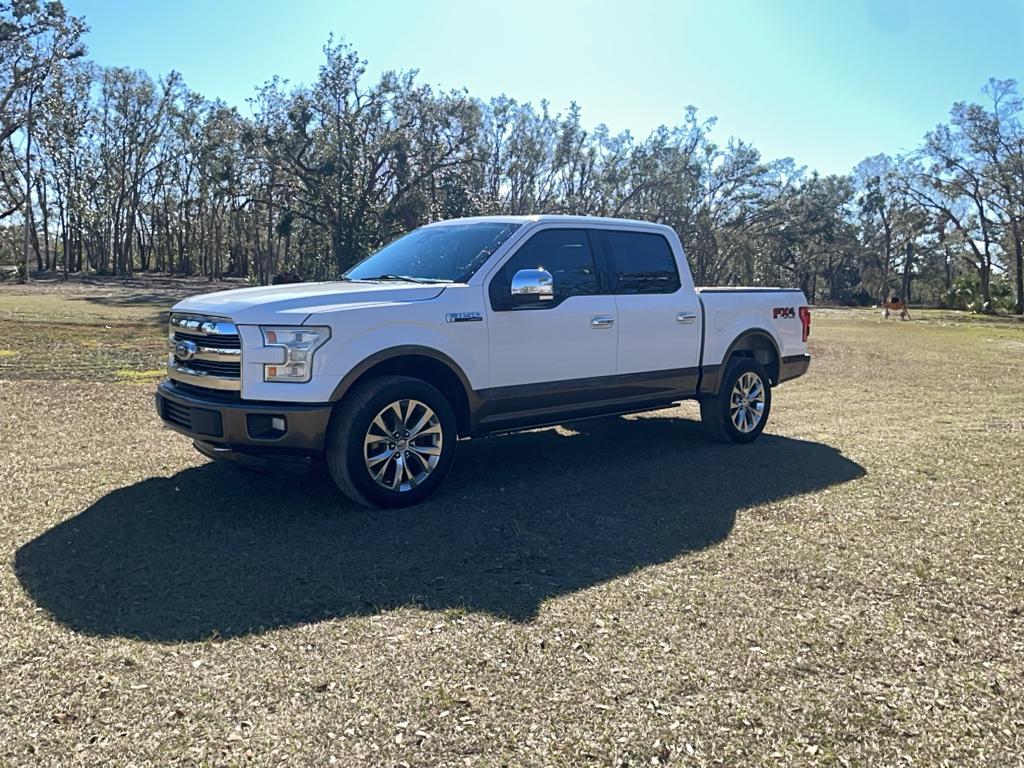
[700,358,772,443]
[325,375,457,509]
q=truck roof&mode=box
[424,214,674,232]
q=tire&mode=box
[700,357,772,444]
[325,375,458,509]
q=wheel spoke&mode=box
[411,444,442,457]
[390,401,406,430]
[390,453,406,489]
[366,447,394,468]
[404,456,421,487]
[407,409,434,438]
[364,427,389,448]
[371,454,393,483]
[404,450,424,474]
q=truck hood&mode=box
[171,281,446,325]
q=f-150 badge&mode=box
[773,307,796,319]
[445,311,483,323]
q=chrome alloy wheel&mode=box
[730,371,766,433]
[363,399,443,492]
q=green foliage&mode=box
[946,273,1017,313]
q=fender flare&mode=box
[329,345,477,403]
[700,329,781,396]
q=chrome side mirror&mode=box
[510,268,554,301]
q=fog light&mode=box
[247,414,288,440]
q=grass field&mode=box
[1,277,1022,766]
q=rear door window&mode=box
[602,230,681,294]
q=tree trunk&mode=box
[36,172,50,271]
[879,211,892,302]
[1014,223,1023,315]
[21,91,34,283]
[901,241,914,304]
[979,262,992,309]
[30,211,43,271]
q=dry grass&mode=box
[1,279,1022,766]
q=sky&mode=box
[64,0,1024,176]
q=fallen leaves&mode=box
[2,291,1023,765]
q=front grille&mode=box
[169,380,243,402]
[176,358,241,377]
[162,398,191,429]
[168,313,243,392]
[173,330,241,349]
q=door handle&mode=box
[677,312,698,324]
[590,315,615,328]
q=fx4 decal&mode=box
[773,307,796,319]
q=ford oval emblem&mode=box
[174,339,198,361]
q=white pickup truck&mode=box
[157,215,810,508]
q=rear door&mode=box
[599,228,702,394]
[485,227,618,388]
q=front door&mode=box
[485,227,617,389]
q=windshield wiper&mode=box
[352,274,452,284]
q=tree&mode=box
[965,79,1024,314]
[2,27,1015,312]
[0,0,87,144]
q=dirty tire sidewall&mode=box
[326,375,457,509]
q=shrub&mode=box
[945,273,1016,313]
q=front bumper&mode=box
[155,379,333,454]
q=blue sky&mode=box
[65,0,1022,176]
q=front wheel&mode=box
[325,375,458,509]
[700,358,772,444]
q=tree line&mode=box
[2,1,1023,313]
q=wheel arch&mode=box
[701,329,781,395]
[329,346,477,437]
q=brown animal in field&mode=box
[881,296,910,320]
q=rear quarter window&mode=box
[603,230,681,294]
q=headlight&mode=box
[260,326,330,383]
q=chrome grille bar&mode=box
[170,314,239,337]
[172,329,241,349]
[166,339,240,362]
[168,312,242,391]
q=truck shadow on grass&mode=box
[15,415,864,642]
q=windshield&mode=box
[344,222,522,283]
